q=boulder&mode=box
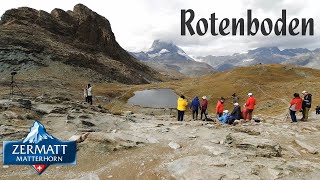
[168,142,181,149]
[81,120,95,127]
[69,133,89,143]
[236,138,282,157]
[294,139,318,154]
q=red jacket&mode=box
[290,97,302,111]
[202,99,208,110]
[245,97,256,110]
[216,100,224,114]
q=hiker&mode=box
[83,86,88,103]
[301,90,312,121]
[232,93,239,103]
[289,93,303,123]
[201,96,208,121]
[216,97,225,118]
[218,110,234,125]
[244,93,256,121]
[177,95,188,121]
[190,96,201,120]
[87,84,93,105]
[231,103,242,120]
[316,106,320,115]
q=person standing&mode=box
[301,90,312,121]
[316,106,320,115]
[289,93,303,123]
[244,93,256,121]
[216,97,225,118]
[201,96,208,121]
[177,95,188,121]
[83,86,88,103]
[87,84,93,105]
[232,93,239,103]
[190,96,201,120]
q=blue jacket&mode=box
[218,113,231,124]
[190,97,201,111]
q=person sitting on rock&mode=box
[218,110,234,125]
[231,103,242,120]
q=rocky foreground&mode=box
[0,97,319,180]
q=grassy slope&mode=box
[1,64,319,117]
[101,64,320,116]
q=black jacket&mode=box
[302,94,312,109]
[231,106,242,120]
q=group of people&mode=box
[83,84,93,105]
[289,90,312,123]
[176,92,257,125]
[177,95,208,121]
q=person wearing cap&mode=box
[244,92,256,121]
[177,95,188,121]
[216,97,225,118]
[289,93,303,123]
[301,90,312,121]
[201,96,208,121]
[231,103,242,120]
[190,96,201,120]
[218,110,233,124]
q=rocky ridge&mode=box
[0,4,162,84]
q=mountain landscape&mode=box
[0,4,162,85]
[197,47,320,71]
[130,40,216,77]
[0,3,320,180]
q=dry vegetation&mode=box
[1,64,320,116]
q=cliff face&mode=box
[0,4,162,84]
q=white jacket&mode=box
[87,87,92,96]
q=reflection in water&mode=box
[127,89,179,108]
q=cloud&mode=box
[0,0,319,56]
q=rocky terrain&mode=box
[0,4,162,85]
[130,40,216,77]
[0,96,319,179]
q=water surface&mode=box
[127,89,178,108]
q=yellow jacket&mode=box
[177,97,188,111]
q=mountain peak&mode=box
[23,121,54,143]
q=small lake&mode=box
[127,89,179,108]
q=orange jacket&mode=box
[216,100,224,113]
[245,97,256,110]
[290,97,302,111]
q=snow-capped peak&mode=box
[23,121,54,143]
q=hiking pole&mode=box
[283,110,289,121]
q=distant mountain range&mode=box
[130,40,216,77]
[131,40,320,74]
[196,47,320,71]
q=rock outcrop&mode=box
[0,4,162,84]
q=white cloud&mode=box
[0,0,319,56]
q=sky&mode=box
[0,0,319,56]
